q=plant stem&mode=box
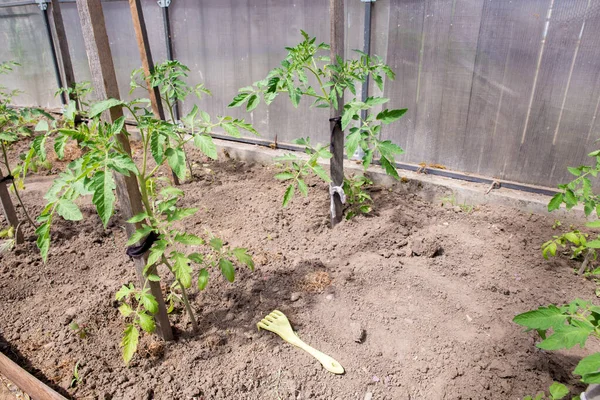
[165,97,193,179]
[0,142,37,228]
[579,249,594,275]
[162,256,199,332]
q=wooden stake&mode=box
[75,0,173,341]
[0,351,67,400]
[330,0,345,227]
[128,0,180,186]
[0,168,22,244]
[47,0,76,100]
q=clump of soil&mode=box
[0,154,597,400]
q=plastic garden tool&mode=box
[257,310,344,374]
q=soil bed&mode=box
[0,152,597,399]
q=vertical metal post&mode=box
[159,0,180,122]
[48,0,77,101]
[39,0,67,105]
[354,0,374,160]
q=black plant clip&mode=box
[0,175,14,185]
[126,231,159,259]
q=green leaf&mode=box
[275,172,295,181]
[53,134,68,159]
[173,253,192,288]
[282,184,294,207]
[537,324,591,350]
[147,274,160,282]
[548,193,564,212]
[209,237,223,251]
[89,99,125,118]
[138,312,156,333]
[90,170,116,228]
[548,382,569,400]
[222,123,240,138]
[345,128,361,159]
[126,226,153,246]
[34,119,48,132]
[118,303,133,317]
[167,207,198,222]
[568,166,582,176]
[139,291,158,314]
[376,109,407,124]
[150,130,165,164]
[587,240,600,249]
[147,240,167,267]
[574,353,600,376]
[586,221,600,228]
[380,156,400,180]
[108,153,138,176]
[513,305,567,330]
[189,252,203,264]
[228,92,250,108]
[115,284,134,300]
[32,135,47,161]
[582,371,600,384]
[232,247,254,271]
[197,268,209,290]
[311,164,331,182]
[56,199,83,221]
[194,134,218,160]
[165,147,186,180]
[219,258,235,282]
[0,132,18,142]
[121,324,139,364]
[127,212,148,224]
[246,94,260,112]
[174,233,204,245]
[365,96,390,107]
[297,179,308,197]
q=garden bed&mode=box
[0,153,597,400]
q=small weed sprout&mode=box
[523,382,570,400]
[70,361,82,388]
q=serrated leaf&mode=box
[56,199,83,221]
[275,172,295,181]
[0,132,18,142]
[90,170,116,228]
[282,184,294,207]
[197,268,209,290]
[138,312,155,333]
[345,128,362,159]
[219,258,235,282]
[548,193,563,212]
[147,240,167,267]
[121,324,139,364]
[548,382,569,400]
[297,179,308,197]
[380,156,400,179]
[173,253,193,288]
[233,247,254,271]
[108,153,138,176]
[537,324,591,350]
[118,303,133,317]
[139,291,158,314]
[165,147,186,180]
[587,240,600,249]
[513,305,568,330]
[126,226,153,246]
[167,207,198,222]
[311,164,331,182]
[194,134,218,160]
[209,237,223,251]
[150,130,165,164]
[53,134,68,159]
[574,353,600,376]
[228,92,250,108]
[376,108,407,124]
[174,233,204,245]
[34,119,48,132]
[32,135,47,161]
[127,212,148,224]
[115,284,134,301]
[246,94,260,112]
[365,96,389,107]
[89,99,125,118]
[222,123,240,138]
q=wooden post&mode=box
[75,0,173,341]
[329,0,345,227]
[128,0,180,185]
[0,168,22,244]
[0,351,67,400]
[48,0,76,100]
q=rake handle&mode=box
[290,338,344,374]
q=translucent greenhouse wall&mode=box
[1,0,600,188]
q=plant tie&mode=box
[0,174,13,185]
[329,183,346,218]
[126,231,159,259]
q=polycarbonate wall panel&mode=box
[4,0,600,187]
[0,4,61,108]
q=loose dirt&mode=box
[0,148,598,399]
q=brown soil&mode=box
[0,149,598,400]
